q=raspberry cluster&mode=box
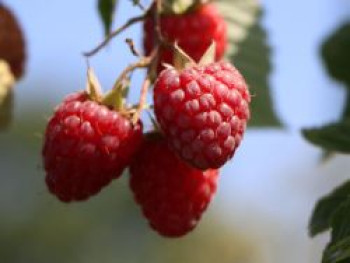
[41,1,251,238]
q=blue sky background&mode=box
[2,0,350,262]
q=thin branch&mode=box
[133,77,151,124]
[112,57,152,89]
[155,0,162,43]
[134,0,146,11]
[125,38,141,57]
[83,13,148,57]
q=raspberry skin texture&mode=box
[143,4,227,73]
[42,92,143,202]
[130,134,219,237]
[0,4,26,79]
[154,61,250,170]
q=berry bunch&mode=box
[41,0,251,238]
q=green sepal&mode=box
[86,67,103,102]
[101,82,125,111]
[173,42,195,71]
[198,41,216,66]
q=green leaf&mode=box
[216,0,281,127]
[98,0,118,36]
[173,43,196,70]
[309,181,350,237]
[303,121,350,153]
[331,198,350,242]
[322,199,350,263]
[323,236,350,263]
[321,23,350,87]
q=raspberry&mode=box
[154,61,250,170]
[0,4,26,79]
[42,92,143,202]
[129,134,219,237]
[143,4,227,73]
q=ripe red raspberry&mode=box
[130,134,219,237]
[0,4,26,79]
[154,61,250,170]
[42,92,142,202]
[143,4,227,73]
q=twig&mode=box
[83,13,148,57]
[134,1,146,11]
[113,57,152,89]
[125,38,141,57]
[132,77,151,123]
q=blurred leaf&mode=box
[98,0,118,36]
[323,236,350,263]
[216,0,281,127]
[303,121,350,153]
[309,180,350,237]
[321,23,350,86]
[322,199,350,263]
[331,199,350,242]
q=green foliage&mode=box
[216,0,281,127]
[321,23,350,87]
[233,16,280,127]
[306,22,350,263]
[303,22,350,151]
[309,181,350,263]
[303,121,350,154]
[98,0,118,36]
[323,236,350,263]
[323,200,350,263]
[309,181,350,237]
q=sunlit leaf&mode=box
[216,0,281,127]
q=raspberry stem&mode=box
[112,56,152,90]
[83,10,150,57]
[132,77,151,124]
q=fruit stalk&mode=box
[83,10,150,57]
